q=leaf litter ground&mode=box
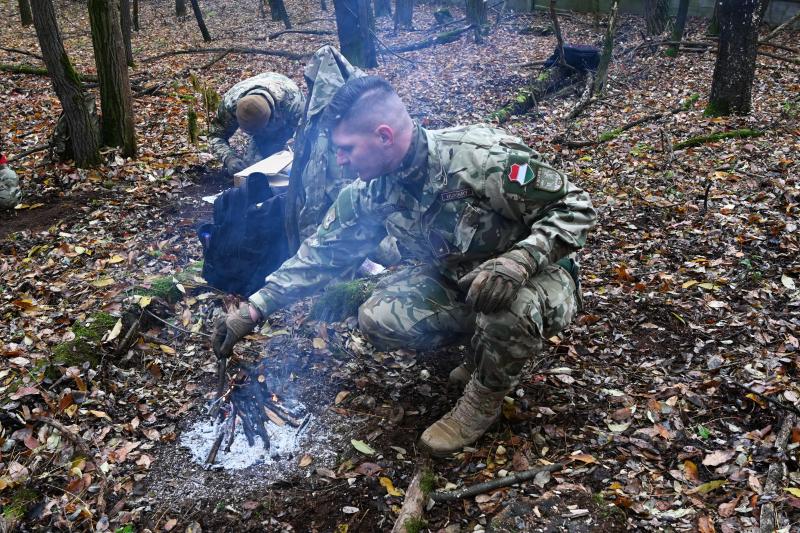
[1,0,799,531]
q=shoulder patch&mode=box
[532,166,564,193]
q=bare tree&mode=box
[268,0,292,28]
[666,0,689,56]
[176,0,187,17]
[333,0,377,67]
[466,0,486,27]
[18,0,33,26]
[132,0,139,30]
[190,0,212,41]
[594,0,618,95]
[644,0,669,35]
[120,0,134,66]
[374,0,391,18]
[30,0,100,167]
[707,0,765,116]
[88,0,137,156]
[394,0,413,29]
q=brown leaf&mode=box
[718,496,740,518]
[697,515,716,533]
[298,454,313,468]
[511,451,529,472]
[684,460,700,482]
[702,450,735,467]
[354,462,382,476]
[10,386,40,400]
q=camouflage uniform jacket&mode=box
[250,124,596,314]
[208,72,305,166]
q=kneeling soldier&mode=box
[212,76,597,455]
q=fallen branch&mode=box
[391,468,430,533]
[268,29,334,39]
[556,106,683,148]
[565,72,595,121]
[726,381,800,418]
[37,417,95,462]
[674,128,763,150]
[387,25,475,53]
[7,143,50,163]
[0,47,43,61]
[431,463,564,502]
[762,10,800,42]
[200,50,231,70]
[143,47,309,64]
[0,63,98,82]
[759,413,796,532]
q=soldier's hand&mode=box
[224,157,247,176]
[458,249,538,314]
[212,302,260,357]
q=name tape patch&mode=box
[440,187,474,203]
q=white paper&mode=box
[234,149,293,179]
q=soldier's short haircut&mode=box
[322,76,398,132]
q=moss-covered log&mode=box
[674,129,762,149]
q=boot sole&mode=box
[418,439,460,458]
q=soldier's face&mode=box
[332,122,393,181]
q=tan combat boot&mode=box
[447,362,474,390]
[419,376,508,456]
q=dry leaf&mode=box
[299,454,313,468]
[702,450,735,467]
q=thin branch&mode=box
[431,463,564,502]
[0,47,43,61]
[143,47,309,64]
[268,29,334,40]
[8,143,50,163]
[762,10,800,42]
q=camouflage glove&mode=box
[212,302,260,357]
[458,249,538,314]
[224,157,247,176]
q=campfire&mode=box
[204,362,310,465]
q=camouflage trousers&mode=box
[358,263,579,391]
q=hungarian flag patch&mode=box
[508,163,534,186]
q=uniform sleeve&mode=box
[482,142,597,272]
[208,99,240,166]
[249,181,387,315]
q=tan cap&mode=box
[236,95,271,134]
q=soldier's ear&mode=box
[376,125,394,145]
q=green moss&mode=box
[2,486,39,520]
[52,312,117,367]
[310,280,373,322]
[60,52,81,85]
[683,93,700,110]
[703,99,730,117]
[419,469,435,496]
[674,129,762,149]
[188,107,199,144]
[599,128,623,142]
[133,276,182,303]
[403,517,427,533]
[663,46,678,57]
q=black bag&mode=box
[198,174,290,296]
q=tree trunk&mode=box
[176,0,187,17]
[394,0,413,29]
[374,0,391,18]
[333,0,377,68]
[706,0,720,36]
[119,0,134,66]
[644,0,669,35]
[594,0,618,95]
[268,0,292,28]
[666,0,689,56]
[321,0,327,11]
[190,0,212,42]
[592,0,599,30]
[30,0,100,167]
[132,0,139,30]
[549,0,565,64]
[88,0,137,157]
[18,0,33,27]
[706,0,764,116]
[466,0,486,28]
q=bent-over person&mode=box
[209,72,304,176]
